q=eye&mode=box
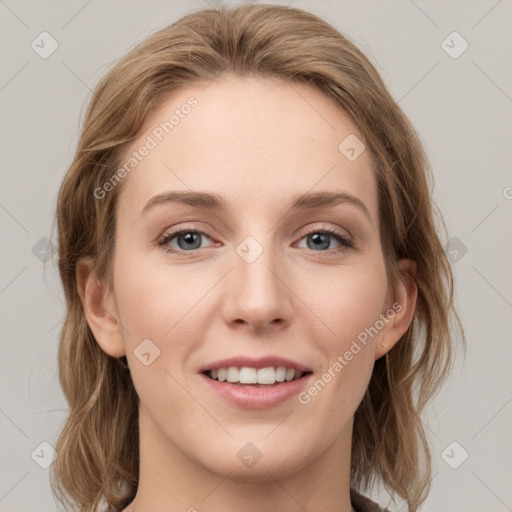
[296,228,354,253]
[157,226,354,256]
[158,229,215,254]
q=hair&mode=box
[50,3,465,511]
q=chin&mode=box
[192,435,315,481]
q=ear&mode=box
[374,258,418,360]
[76,257,126,358]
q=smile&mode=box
[204,366,308,386]
[200,369,312,409]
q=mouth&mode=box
[202,366,312,387]
[198,356,313,408]
[199,367,313,408]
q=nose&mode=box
[221,243,293,333]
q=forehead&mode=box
[117,74,377,223]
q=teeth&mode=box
[275,366,286,382]
[206,366,307,384]
[239,367,257,384]
[226,367,239,383]
[285,368,295,381]
[257,367,275,385]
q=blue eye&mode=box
[296,230,353,252]
[159,230,214,253]
[158,227,354,255]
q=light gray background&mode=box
[1,0,511,511]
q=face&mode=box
[85,74,414,482]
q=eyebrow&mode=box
[141,190,371,222]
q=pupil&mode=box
[175,232,332,251]
[308,233,329,250]
[178,232,201,250]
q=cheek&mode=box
[112,250,208,341]
[112,255,204,408]
[294,261,389,345]
[292,261,388,404]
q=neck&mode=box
[124,411,356,512]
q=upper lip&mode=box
[198,356,311,373]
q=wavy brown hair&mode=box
[50,3,465,511]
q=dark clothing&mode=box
[351,488,391,512]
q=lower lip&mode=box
[199,373,312,409]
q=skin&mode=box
[78,74,417,512]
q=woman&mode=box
[50,4,464,511]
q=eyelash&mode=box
[157,225,354,256]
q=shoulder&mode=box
[350,488,392,512]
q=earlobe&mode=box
[375,258,418,360]
[76,257,126,358]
